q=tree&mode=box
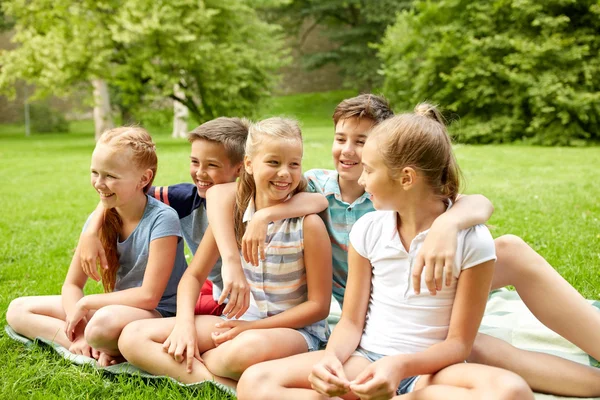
[0,0,288,137]
[379,0,600,145]
[274,0,412,91]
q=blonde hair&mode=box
[233,117,307,248]
[96,126,158,292]
[370,103,461,202]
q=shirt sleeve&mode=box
[150,207,183,242]
[349,212,375,259]
[304,170,321,194]
[459,224,497,273]
[149,183,201,219]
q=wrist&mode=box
[254,208,272,224]
[76,296,90,311]
[433,213,460,230]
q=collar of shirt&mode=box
[384,199,454,252]
[321,171,372,207]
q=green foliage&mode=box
[0,0,289,124]
[275,0,412,91]
[379,0,600,145]
[29,103,69,134]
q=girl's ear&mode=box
[139,169,153,189]
[243,155,253,175]
[400,167,416,189]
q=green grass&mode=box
[1,91,600,398]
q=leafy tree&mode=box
[379,0,600,145]
[0,0,288,135]
[275,0,412,91]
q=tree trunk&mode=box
[172,84,189,139]
[92,79,114,140]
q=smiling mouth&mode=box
[271,181,291,190]
[98,191,115,198]
[340,160,359,167]
[196,181,213,189]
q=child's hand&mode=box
[219,262,250,319]
[162,321,202,373]
[211,320,250,346]
[79,232,108,282]
[64,300,89,342]
[350,356,407,400]
[242,209,269,266]
[412,216,458,295]
[308,353,351,397]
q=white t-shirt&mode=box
[349,210,496,356]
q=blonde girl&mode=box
[237,105,533,400]
[118,117,332,386]
[7,127,187,367]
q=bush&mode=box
[30,103,69,133]
[379,0,600,145]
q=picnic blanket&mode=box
[5,288,600,400]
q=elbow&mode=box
[139,291,162,311]
[313,298,331,321]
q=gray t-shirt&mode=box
[83,195,187,315]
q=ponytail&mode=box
[234,168,256,249]
[99,208,122,292]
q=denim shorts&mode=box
[155,308,175,318]
[351,347,419,395]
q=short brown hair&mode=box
[188,117,250,165]
[332,94,394,126]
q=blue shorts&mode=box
[155,308,175,318]
[351,347,419,395]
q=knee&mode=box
[221,331,269,375]
[238,364,274,400]
[84,306,123,346]
[6,297,29,331]
[117,320,145,359]
[490,372,534,400]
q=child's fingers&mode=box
[98,248,109,270]
[444,255,454,287]
[411,254,425,294]
[174,341,186,363]
[424,255,436,295]
[218,285,231,306]
[162,337,171,351]
[241,240,251,264]
[223,291,240,318]
[234,291,250,319]
[351,367,374,386]
[186,342,195,372]
[434,258,444,292]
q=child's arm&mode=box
[65,235,179,338]
[163,226,221,373]
[211,214,332,345]
[206,182,250,319]
[412,194,494,295]
[61,244,93,341]
[351,259,495,398]
[241,193,328,266]
[78,202,108,281]
[309,244,372,397]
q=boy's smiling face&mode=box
[189,139,241,198]
[332,117,375,183]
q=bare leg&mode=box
[84,304,160,361]
[469,333,600,397]
[118,315,235,386]
[202,328,309,380]
[238,351,371,400]
[493,234,600,360]
[397,363,533,400]
[7,295,86,348]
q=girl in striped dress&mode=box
[118,117,332,387]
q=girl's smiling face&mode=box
[245,138,303,209]
[90,143,150,209]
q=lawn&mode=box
[1,91,599,398]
